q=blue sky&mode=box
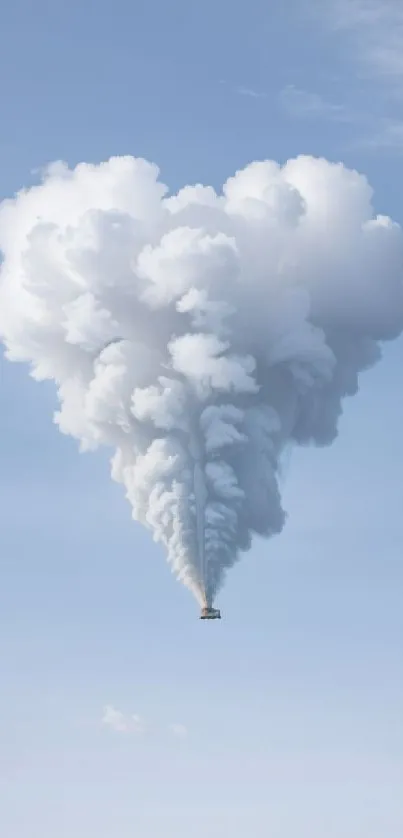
[1,2,402,837]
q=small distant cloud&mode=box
[219,79,266,100]
[237,86,266,99]
[100,707,189,739]
[102,705,146,735]
[279,84,352,121]
[169,723,188,738]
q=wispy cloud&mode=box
[219,79,266,100]
[236,85,266,100]
[354,117,403,152]
[102,705,146,735]
[169,723,188,739]
[279,84,352,121]
[306,1,403,150]
[279,81,403,153]
[320,0,403,85]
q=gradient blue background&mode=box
[1,2,402,836]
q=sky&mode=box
[1,2,402,837]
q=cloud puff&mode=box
[0,153,402,610]
[102,705,146,735]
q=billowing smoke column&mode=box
[0,155,402,608]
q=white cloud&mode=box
[279,84,352,121]
[169,723,188,738]
[102,705,146,735]
[2,154,403,606]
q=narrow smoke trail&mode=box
[0,155,402,607]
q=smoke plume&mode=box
[0,155,402,607]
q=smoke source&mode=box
[0,155,402,607]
